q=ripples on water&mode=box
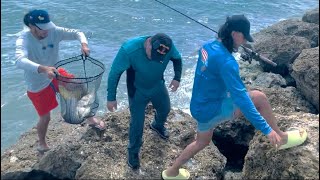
[1,0,318,151]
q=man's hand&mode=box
[38,65,58,79]
[81,43,90,57]
[169,80,180,92]
[267,129,281,147]
[107,101,117,112]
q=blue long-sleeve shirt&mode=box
[190,40,272,135]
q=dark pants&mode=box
[127,82,170,154]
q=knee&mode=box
[164,106,171,115]
[250,90,268,104]
[39,113,51,123]
[195,139,211,149]
[157,106,171,116]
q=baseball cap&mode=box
[150,33,173,63]
[28,10,56,30]
[226,15,254,42]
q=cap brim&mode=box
[245,34,254,42]
[35,21,56,30]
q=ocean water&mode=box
[1,0,318,153]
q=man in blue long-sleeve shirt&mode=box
[106,33,182,170]
[162,15,307,179]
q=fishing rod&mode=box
[154,0,277,67]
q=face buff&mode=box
[151,42,170,63]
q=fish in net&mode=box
[55,55,105,124]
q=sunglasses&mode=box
[152,41,170,55]
[157,44,170,55]
[32,23,47,31]
[35,24,43,30]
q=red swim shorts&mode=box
[27,79,59,116]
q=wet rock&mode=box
[302,8,319,25]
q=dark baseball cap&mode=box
[150,33,173,62]
[28,10,56,30]
[227,15,254,42]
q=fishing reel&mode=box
[240,50,253,64]
[240,45,259,64]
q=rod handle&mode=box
[241,45,277,67]
[258,54,277,66]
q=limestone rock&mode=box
[291,47,319,111]
[302,8,319,25]
[243,113,319,179]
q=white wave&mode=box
[17,93,27,100]
[278,18,287,22]
[6,27,29,37]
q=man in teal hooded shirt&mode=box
[106,33,182,169]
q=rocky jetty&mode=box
[1,8,319,180]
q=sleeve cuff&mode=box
[262,126,272,135]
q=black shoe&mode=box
[149,123,169,140]
[127,152,140,170]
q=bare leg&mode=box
[165,129,214,176]
[37,112,50,149]
[249,90,288,142]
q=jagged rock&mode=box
[251,86,317,115]
[224,171,243,180]
[253,35,311,75]
[0,118,87,176]
[302,8,319,25]
[251,72,287,88]
[211,85,316,173]
[1,91,318,180]
[291,47,319,111]
[243,113,319,179]
[1,169,67,180]
[251,18,319,74]
[34,145,82,180]
[253,19,319,47]
[238,58,264,86]
[1,109,226,179]
[283,74,296,87]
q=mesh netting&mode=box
[54,55,105,124]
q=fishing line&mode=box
[154,0,277,66]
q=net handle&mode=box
[81,55,89,90]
